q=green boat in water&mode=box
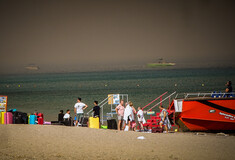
[147,58,176,67]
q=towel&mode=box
[123,105,134,124]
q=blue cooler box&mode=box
[29,115,37,124]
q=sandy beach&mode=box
[1,125,235,160]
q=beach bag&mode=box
[51,121,64,125]
[80,117,88,127]
[4,112,13,124]
[37,113,44,125]
[12,111,23,124]
[64,117,74,126]
[29,115,37,124]
[21,113,28,124]
[0,112,6,124]
[89,117,99,129]
[64,118,71,126]
[107,119,117,130]
[152,127,163,133]
[12,111,27,124]
[38,117,43,125]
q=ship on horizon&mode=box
[25,64,40,71]
[147,58,176,67]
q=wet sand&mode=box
[0,124,235,160]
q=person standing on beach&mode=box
[115,100,125,130]
[93,101,100,127]
[137,107,146,131]
[93,101,100,119]
[159,105,171,133]
[123,101,134,131]
[225,81,233,97]
[74,97,88,126]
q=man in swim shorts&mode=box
[74,97,88,126]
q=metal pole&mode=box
[148,92,176,111]
[102,106,103,125]
[127,95,128,103]
[142,92,168,110]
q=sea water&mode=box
[0,68,234,121]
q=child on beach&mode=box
[137,107,146,131]
[131,120,137,131]
[131,105,137,131]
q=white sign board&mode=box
[108,94,120,104]
[112,94,120,104]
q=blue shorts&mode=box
[160,119,168,125]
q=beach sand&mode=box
[0,124,235,160]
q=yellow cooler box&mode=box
[0,112,6,124]
[89,117,99,129]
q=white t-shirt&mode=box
[137,110,144,122]
[63,113,70,119]
[74,102,86,114]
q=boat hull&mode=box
[176,98,235,131]
[147,63,175,67]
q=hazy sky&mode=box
[0,0,235,74]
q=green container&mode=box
[101,125,107,129]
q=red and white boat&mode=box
[172,92,235,131]
[144,92,235,132]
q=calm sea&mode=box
[0,68,234,121]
